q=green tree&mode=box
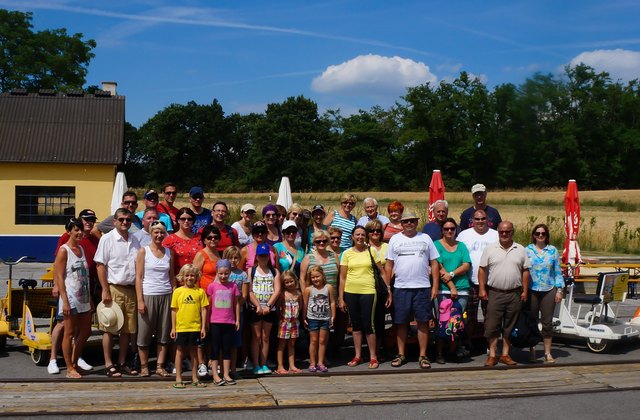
[136,100,240,189]
[0,9,96,91]
[239,96,332,191]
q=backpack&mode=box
[436,298,465,341]
[509,308,542,348]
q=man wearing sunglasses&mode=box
[385,212,440,370]
[135,189,174,233]
[93,191,143,238]
[94,208,142,377]
[188,186,212,234]
[158,182,179,230]
[457,209,499,348]
[478,221,530,367]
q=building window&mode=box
[15,186,76,225]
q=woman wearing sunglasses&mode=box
[324,193,357,252]
[162,207,203,276]
[273,220,305,277]
[261,204,282,246]
[366,219,391,360]
[525,223,564,363]
[433,218,471,364]
[193,225,222,291]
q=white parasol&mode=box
[276,176,293,210]
[110,172,128,214]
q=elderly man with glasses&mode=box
[94,208,142,378]
[478,221,530,367]
[357,197,390,227]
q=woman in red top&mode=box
[193,225,221,290]
[383,201,404,242]
[162,208,203,278]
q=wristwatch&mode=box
[449,271,455,279]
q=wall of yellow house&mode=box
[0,163,115,235]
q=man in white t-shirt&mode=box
[457,209,499,334]
[385,212,439,369]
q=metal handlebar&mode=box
[0,256,36,266]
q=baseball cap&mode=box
[78,209,97,221]
[256,243,270,256]
[471,184,487,194]
[189,186,204,197]
[241,203,256,213]
[311,204,325,214]
[144,189,159,201]
[282,220,297,231]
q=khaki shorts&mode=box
[109,284,137,334]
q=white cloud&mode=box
[569,49,640,82]
[311,54,437,97]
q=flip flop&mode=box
[275,368,289,375]
[192,381,208,388]
[66,370,82,379]
[172,382,186,389]
[288,367,302,374]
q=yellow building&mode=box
[0,85,125,261]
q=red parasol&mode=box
[562,179,583,275]
[428,169,445,222]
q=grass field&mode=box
[166,189,640,254]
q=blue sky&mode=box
[3,0,640,127]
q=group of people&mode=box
[50,182,565,386]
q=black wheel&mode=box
[31,348,50,366]
[587,339,611,353]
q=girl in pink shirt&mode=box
[206,259,240,386]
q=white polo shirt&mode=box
[94,228,140,286]
[479,241,530,290]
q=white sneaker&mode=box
[47,359,60,374]
[197,363,208,377]
[77,358,93,371]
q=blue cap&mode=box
[189,186,204,197]
[256,243,270,256]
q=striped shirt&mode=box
[330,210,356,251]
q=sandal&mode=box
[347,357,361,367]
[391,355,406,368]
[275,368,289,375]
[192,380,207,388]
[156,366,172,377]
[140,364,150,377]
[419,355,431,369]
[289,367,302,374]
[119,365,138,376]
[172,382,186,389]
[368,359,379,369]
[66,370,82,379]
[105,365,122,378]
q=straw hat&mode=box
[96,301,124,334]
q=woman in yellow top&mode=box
[339,225,391,369]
